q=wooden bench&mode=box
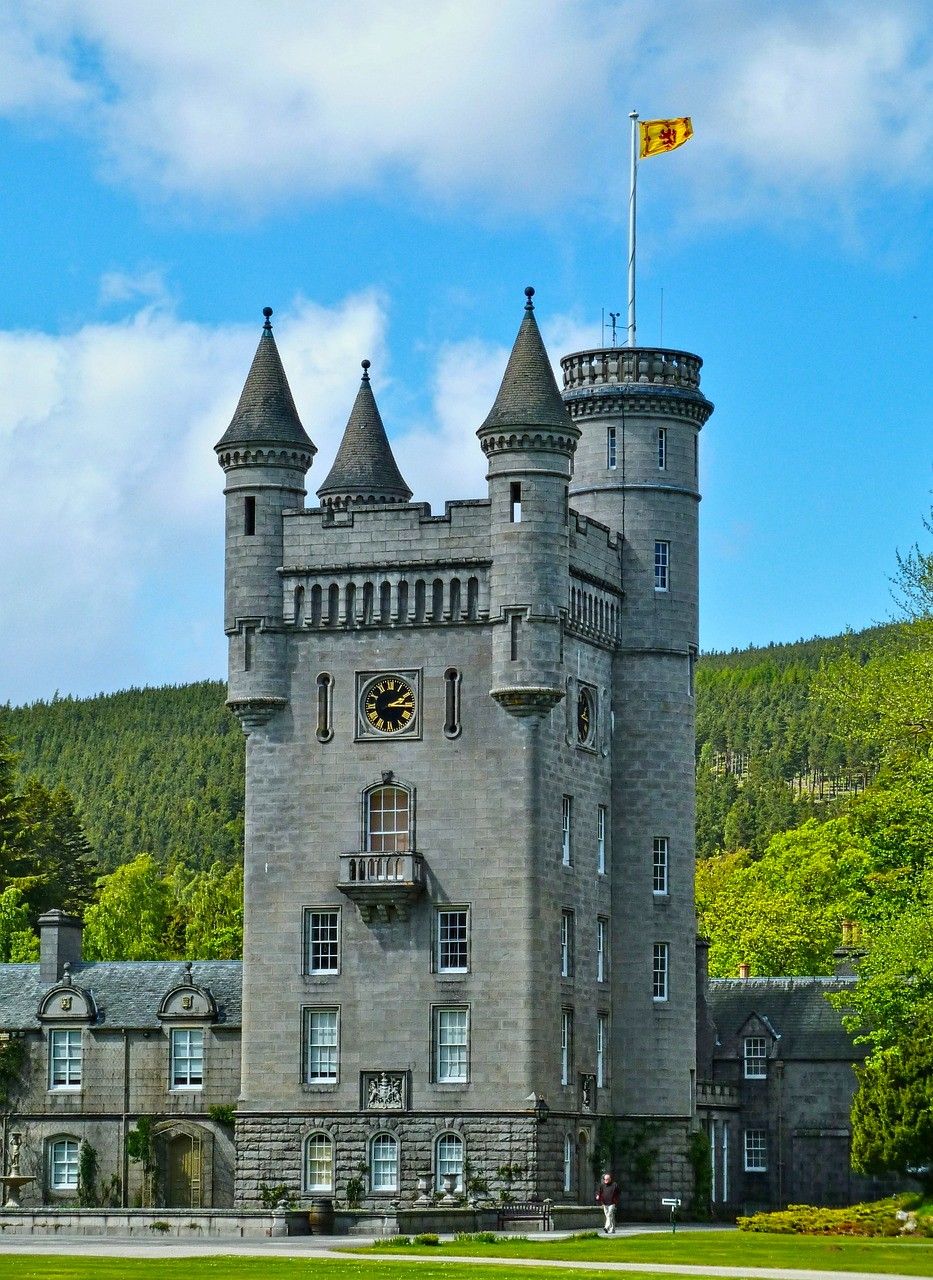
[496,1200,552,1231]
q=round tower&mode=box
[214,308,316,725]
[478,288,580,715]
[561,344,713,1121]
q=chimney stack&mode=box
[38,911,84,983]
[738,962,750,980]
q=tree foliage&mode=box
[851,1033,933,1192]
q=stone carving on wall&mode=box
[363,1071,406,1110]
[580,1074,597,1114]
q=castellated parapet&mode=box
[217,296,712,1213]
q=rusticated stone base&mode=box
[235,1111,540,1208]
[234,1112,694,1218]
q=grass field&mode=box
[349,1228,933,1274]
[0,1259,675,1280]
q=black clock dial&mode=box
[363,676,416,735]
[577,688,595,744]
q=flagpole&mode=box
[627,110,638,348]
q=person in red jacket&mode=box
[596,1170,621,1234]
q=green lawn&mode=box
[0,1260,673,1280]
[349,1228,933,1274]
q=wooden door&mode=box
[166,1133,203,1208]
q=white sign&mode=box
[661,1197,681,1207]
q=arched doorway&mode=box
[576,1129,590,1202]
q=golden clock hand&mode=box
[386,697,413,708]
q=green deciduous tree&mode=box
[84,854,172,960]
[851,1031,933,1192]
[0,886,40,961]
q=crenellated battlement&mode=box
[561,345,703,392]
[569,509,623,589]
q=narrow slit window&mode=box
[509,481,522,522]
[560,909,574,978]
[316,672,333,743]
[658,427,667,470]
[688,646,697,699]
[596,917,607,982]
[444,667,461,739]
[597,805,607,876]
[510,613,521,661]
[560,1008,573,1085]
[653,837,669,895]
[244,495,256,536]
[606,425,617,470]
[561,795,573,866]
[654,541,670,592]
[243,625,254,672]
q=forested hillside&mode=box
[0,681,242,873]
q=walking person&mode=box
[596,1170,620,1234]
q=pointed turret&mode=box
[317,360,412,509]
[478,287,576,439]
[215,308,316,456]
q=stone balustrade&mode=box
[338,852,425,923]
[561,346,703,392]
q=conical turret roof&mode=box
[215,309,316,454]
[317,361,412,506]
[478,287,575,435]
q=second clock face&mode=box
[362,675,417,735]
[577,686,596,746]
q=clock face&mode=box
[577,687,595,745]
[362,675,417,735]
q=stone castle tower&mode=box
[216,291,713,1209]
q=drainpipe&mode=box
[121,1030,130,1207]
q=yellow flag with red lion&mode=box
[639,117,693,158]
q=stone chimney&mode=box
[38,910,84,983]
[738,962,750,980]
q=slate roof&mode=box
[707,976,864,1061]
[215,314,316,454]
[317,363,412,503]
[478,289,576,435]
[0,961,242,1031]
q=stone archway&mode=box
[153,1122,210,1209]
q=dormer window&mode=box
[170,1027,204,1090]
[743,1036,767,1079]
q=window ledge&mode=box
[48,1087,82,1094]
[302,1083,339,1093]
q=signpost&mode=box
[661,1196,681,1233]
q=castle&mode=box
[0,293,892,1221]
[216,289,710,1209]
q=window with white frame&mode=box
[49,1029,82,1089]
[370,1133,399,1192]
[437,908,469,973]
[305,910,340,974]
[561,1008,574,1085]
[561,795,573,866]
[596,1013,608,1088]
[597,805,607,875]
[652,943,669,1002]
[170,1027,204,1089]
[563,1133,573,1192]
[596,917,607,982]
[653,837,669,895]
[365,785,411,853]
[304,1008,339,1083]
[606,425,617,469]
[658,427,667,470]
[744,1036,768,1079]
[560,909,574,978]
[304,1133,334,1192]
[744,1129,767,1172]
[654,541,670,592]
[49,1138,79,1191]
[435,1132,464,1191]
[435,1008,468,1083]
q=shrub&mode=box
[455,1232,498,1242]
[737,1195,921,1236]
[371,1235,411,1248]
[413,1232,440,1245]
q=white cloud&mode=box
[0,292,390,703]
[0,1,927,222]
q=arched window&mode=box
[362,582,374,625]
[432,579,444,622]
[294,585,305,626]
[379,580,392,624]
[563,1134,573,1193]
[370,1133,399,1193]
[434,1132,463,1192]
[310,584,322,626]
[49,1137,79,1192]
[414,579,426,623]
[365,785,412,853]
[304,1132,334,1193]
[466,576,479,621]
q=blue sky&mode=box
[0,0,930,704]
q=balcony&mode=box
[696,1081,740,1110]
[560,346,703,392]
[338,852,426,923]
